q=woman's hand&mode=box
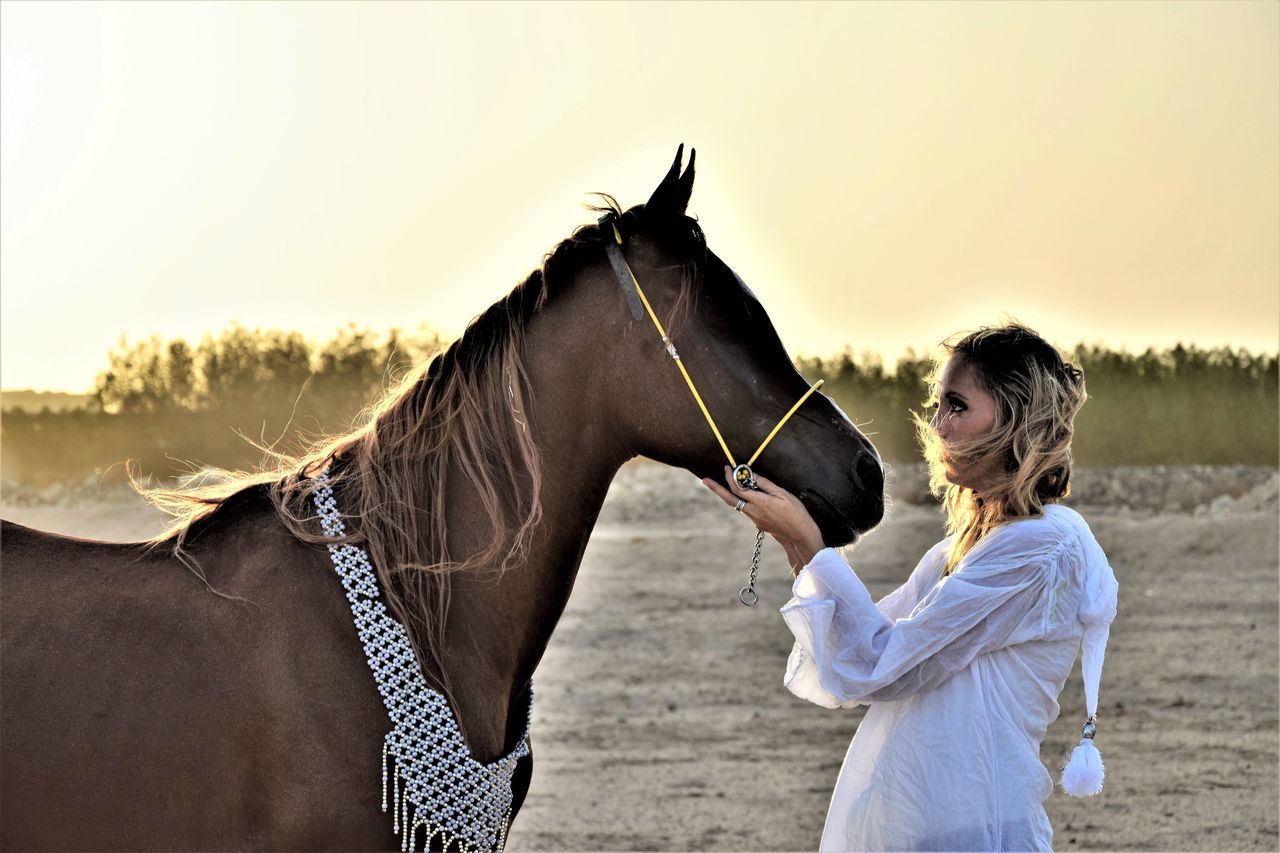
[701,466,826,577]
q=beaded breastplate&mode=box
[313,472,533,852]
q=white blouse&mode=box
[781,503,1118,852]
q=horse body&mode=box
[1,149,883,849]
[1,497,392,849]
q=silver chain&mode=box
[733,463,766,607]
[739,529,765,606]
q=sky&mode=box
[2,1,1277,392]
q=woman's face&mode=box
[930,356,1002,490]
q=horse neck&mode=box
[435,292,632,762]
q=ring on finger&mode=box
[734,498,747,513]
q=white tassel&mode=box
[393,766,401,833]
[1061,737,1105,796]
[401,795,410,852]
[381,743,389,812]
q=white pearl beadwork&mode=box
[313,470,533,852]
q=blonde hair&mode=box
[913,323,1087,575]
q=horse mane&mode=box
[137,195,706,707]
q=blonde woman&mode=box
[704,324,1118,852]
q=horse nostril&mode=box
[848,450,886,529]
[855,455,884,495]
[849,443,884,490]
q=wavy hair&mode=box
[913,323,1087,576]
[138,195,705,714]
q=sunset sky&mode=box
[2,1,1277,392]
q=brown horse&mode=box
[0,148,884,850]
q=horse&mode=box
[0,147,884,850]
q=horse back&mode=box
[0,490,392,850]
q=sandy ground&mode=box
[2,464,1277,852]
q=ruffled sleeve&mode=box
[781,543,1057,709]
[872,540,948,622]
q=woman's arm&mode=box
[780,546,1057,709]
[699,468,1054,706]
[869,539,949,622]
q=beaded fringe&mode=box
[381,740,513,853]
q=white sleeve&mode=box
[873,540,948,622]
[780,545,1055,709]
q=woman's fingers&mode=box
[703,476,765,527]
[722,468,761,511]
[751,472,786,497]
[701,477,739,508]
[725,468,791,502]
[706,466,798,520]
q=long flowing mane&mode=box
[138,196,705,702]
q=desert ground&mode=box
[2,462,1277,851]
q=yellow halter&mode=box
[605,220,824,487]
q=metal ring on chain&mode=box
[738,529,765,607]
[734,498,747,512]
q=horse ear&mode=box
[645,145,695,216]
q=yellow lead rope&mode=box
[610,222,823,471]
[747,379,825,467]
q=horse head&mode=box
[534,146,884,545]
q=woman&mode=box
[703,324,1118,852]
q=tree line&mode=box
[796,343,1277,466]
[2,327,1275,486]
